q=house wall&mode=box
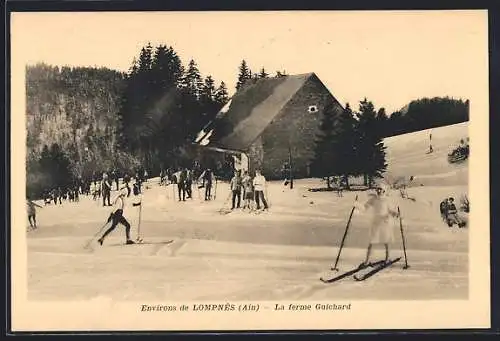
[259,75,344,180]
[247,135,264,176]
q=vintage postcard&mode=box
[10,10,490,331]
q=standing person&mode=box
[253,170,269,210]
[27,198,42,230]
[203,169,213,201]
[230,170,242,210]
[101,173,112,207]
[57,187,63,204]
[135,172,142,193]
[51,189,58,205]
[123,172,131,197]
[160,169,165,186]
[337,176,345,197]
[355,185,399,265]
[97,189,135,245]
[241,171,254,210]
[428,131,433,153]
[178,169,187,202]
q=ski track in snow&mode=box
[26,123,469,301]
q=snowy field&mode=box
[26,122,469,301]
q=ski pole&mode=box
[331,195,358,271]
[219,191,232,212]
[265,184,271,209]
[136,200,143,242]
[398,206,410,269]
[83,216,111,249]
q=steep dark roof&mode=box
[195,73,319,152]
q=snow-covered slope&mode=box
[25,123,469,301]
[384,122,468,187]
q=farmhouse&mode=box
[194,73,344,179]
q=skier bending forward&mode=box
[355,185,399,265]
[98,189,135,245]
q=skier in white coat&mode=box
[355,184,399,265]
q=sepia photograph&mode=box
[10,9,490,331]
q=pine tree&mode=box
[355,99,387,187]
[259,67,269,79]
[138,43,153,72]
[236,60,252,90]
[376,107,389,137]
[200,75,216,103]
[311,100,338,189]
[331,103,357,188]
[199,75,218,126]
[214,81,229,107]
[181,59,203,99]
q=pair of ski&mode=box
[321,257,401,283]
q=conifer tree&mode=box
[331,103,357,188]
[199,75,218,125]
[354,98,387,187]
[375,107,389,138]
[236,60,252,90]
[259,67,269,78]
[181,59,203,99]
[310,100,338,189]
[214,81,229,107]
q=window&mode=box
[308,105,318,113]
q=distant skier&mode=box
[355,185,399,265]
[97,189,135,246]
[160,169,165,186]
[230,170,242,210]
[202,169,214,201]
[135,172,142,192]
[253,169,269,210]
[241,171,254,210]
[123,173,131,197]
[101,173,112,207]
[336,176,345,197]
[132,183,142,205]
[27,198,42,230]
[178,169,187,201]
[54,187,62,205]
[428,131,433,154]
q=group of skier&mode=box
[27,159,468,274]
[159,165,271,212]
[439,197,467,228]
[229,169,269,211]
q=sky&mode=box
[12,10,487,113]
